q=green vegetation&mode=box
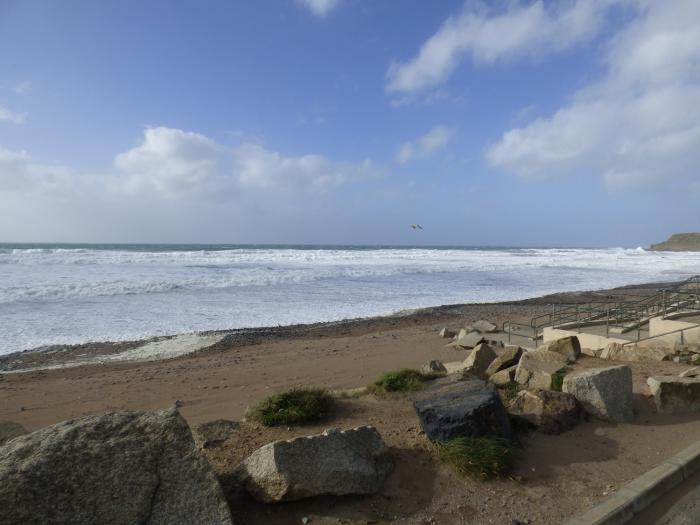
[500,381,520,404]
[369,368,440,394]
[694,355,700,366]
[249,387,333,427]
[551,368,567,392]
[433,437,512,479]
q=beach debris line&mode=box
[235,426,394,503]
[0,409,233,525]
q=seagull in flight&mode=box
[411,224,423,230]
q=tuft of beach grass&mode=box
[248,387,333,426]
[368,368,442,394]
[433,436,512,479]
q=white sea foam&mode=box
[0,246,698,354]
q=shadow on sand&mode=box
[225,446,437,524]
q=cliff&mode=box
[649,233,700,252]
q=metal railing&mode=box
[621,325,700,348]
[502,275,700,345]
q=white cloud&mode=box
[0,127,373,201]
[0,105,27,124]
[114,127,373,196]
[396,125,455,164]
[14,81,32,95]
[386,0,619,94]
[114,127,223,195]
[487,0,700,190]
[298,0,341,17]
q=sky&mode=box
[0,0,699,247]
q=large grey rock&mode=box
[485,345,524,377]
[0,409,233,525]
[472,320,498,333]
[455,330,485,349]
[413,377,512,443]
[601,343,668,362]
[540,336,581,363]
[490,365,517,386]
[647,376,700,414]
[563,366,633,423]
[0,421,27,446]
[507,389,581,434]
[514,349,568,390]
[236,426,393,503]
[462,343,498,379]
[420,359,447,375]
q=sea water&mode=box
[1,244,699,355]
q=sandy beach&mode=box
[2,279,699,523]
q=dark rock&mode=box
[413,377,512,443]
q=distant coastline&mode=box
[649,233,700,252]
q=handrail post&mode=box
[606,306,609,338]
[663,290,666,318]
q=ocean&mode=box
[1,244,699,355]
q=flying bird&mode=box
[411,224,423,230]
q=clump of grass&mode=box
[500,381,520,404]
[694,355,700,366]
[433,437,512,479]
[248,387,332,427]
[369,368,437,394]
[550,369,567,392]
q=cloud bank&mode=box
[386,0,618,94]
[1,126,374,200]
[487,0,700,190]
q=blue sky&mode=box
[1,0,699,246]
